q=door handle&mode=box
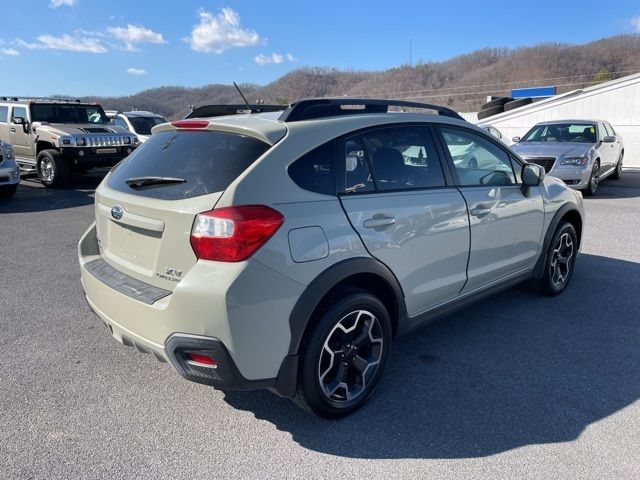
[10,127,16,133]
[363,216,396,228]
[470,203,494,217]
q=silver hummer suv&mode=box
[0,97,139,187]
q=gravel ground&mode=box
[1,170,639,479]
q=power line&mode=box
[354,69,638,98]
[389,79,609,101]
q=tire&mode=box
[0,184,18,199]
[481,97,513,110]
[37,149,70,188]
[610,151,623,180]
[581,160,600,197]
[477,105,504,120]
[532,221,578,296]
[504,97,533,111]
[293,290,393,419]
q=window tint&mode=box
[522,123,597,143]
[288,141,336,195]
[441,127,516,187]
[107,130,270,200]
[360,125,446,191]
[0,106,8,123]
[342,135,375,194]
[11,106,27,121]
[128,116,167,135]
[114,117,129,130]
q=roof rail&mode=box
[185,104,287,119]
[278,98,465,122]
[0,96,85,103]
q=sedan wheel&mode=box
[583,162,600,196]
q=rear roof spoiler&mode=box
[185,104,287,119]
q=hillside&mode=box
[86,35,640,120]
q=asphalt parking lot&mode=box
[1,170,639,479]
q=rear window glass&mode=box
[0,106,8,123]
[107,130,270,200]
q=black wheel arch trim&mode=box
[288,257,407,357]
[533,203,582,280]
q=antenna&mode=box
[233,82,252,111]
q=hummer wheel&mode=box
[37,149,70,188]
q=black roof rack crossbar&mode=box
[185,104,287,119]
[278,98,465,122]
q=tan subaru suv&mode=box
[79,98,585,418]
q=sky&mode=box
[1,0,639,97]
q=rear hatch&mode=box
[95,128,272,291]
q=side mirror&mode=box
[522,163,544,187]
[12,116,26,125]
[602,135,616,143]
[512,136,521,143]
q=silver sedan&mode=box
[0,140,20,199]
[510,120,624,196]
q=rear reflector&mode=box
[171,120,209,129]
[190,205,284,262]
[187,352,217,367]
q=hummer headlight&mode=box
[76,137,86,147]
[123,136,131,145]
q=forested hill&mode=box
[84,35,640,119]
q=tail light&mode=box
[190,205,284,262]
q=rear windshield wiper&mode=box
[125,176,187,189]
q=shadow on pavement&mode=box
[223,253,640,459]
[0,172,105,214]
[592,168,640,199]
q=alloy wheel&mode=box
[589,163,599,194]
[550,232,574,287]
[40,158,55,183]
[318,309,384,403]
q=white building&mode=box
[477,72,640,166]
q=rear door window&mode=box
[360,125,446,191]
[0,106,8,123]
[342,135,375,194]
[107,130,270,200]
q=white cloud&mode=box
[631,16,640,32]
[1,48,20,56]
[254,52,297,66]
[49,0,77,8]
[187,8,260,53]
[127,67,147,76]
[16,34,107,53]
[107,24,166,51]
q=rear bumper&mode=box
[78,222,302,396]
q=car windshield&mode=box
[30,104,109,124]
[128,115,167,135]
[521,123,597,143]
